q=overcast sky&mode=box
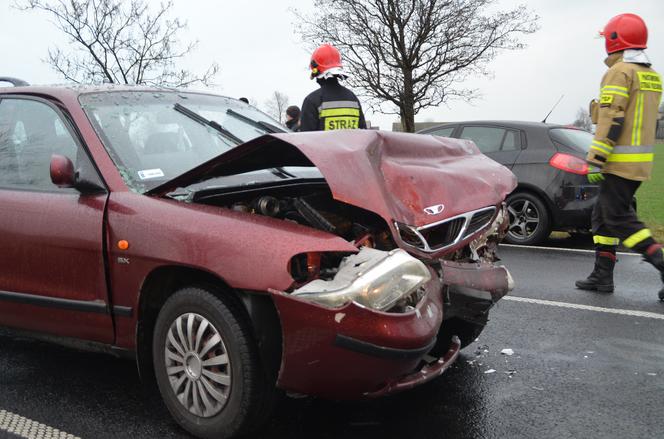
[1,0,662,129]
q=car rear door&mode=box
[457,125,523,169]
[0,95,113,343]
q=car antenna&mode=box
[541,94,564,123]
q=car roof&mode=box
[0,83,232,102]
[418,120,567,133]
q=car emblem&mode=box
[424,204,445,215]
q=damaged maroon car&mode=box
[0,83,516,439]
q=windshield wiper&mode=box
[226,109,284,134]
[174,103,243,145]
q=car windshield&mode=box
[549,127,593,153]
[79,91,285,192]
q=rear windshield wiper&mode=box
[226,109,284,134]
[174,103,243,145]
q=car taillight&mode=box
[549,153,589,175]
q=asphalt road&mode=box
[1,244,663,439]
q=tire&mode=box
[429,317,487,356]
[152,286,273,439]
[504,192,551,245]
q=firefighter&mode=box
[576,13,664,300]
[299,44,367,132]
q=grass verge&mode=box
[637,141,664,242]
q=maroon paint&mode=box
[0,189,113,343]
[0,85,517,399]
[49,154,75,187]
[269,274,443,399]
[105,192,357,349]
[365,336,461,398]
[148,130,516,258]
[440,260,512,301]
[150,130,517,228]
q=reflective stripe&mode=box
[591,145,612,155]
[602,85,629,92]
[612,145,653,154]
[601,85,629,98]
[594,235,620,246]
[607,153,654,163]
[623,229,652,248]
[631,92,644,145]
[319,100,360,110]
[592,140,612,149]
[320,108,360,117]
[601,90,629,98]
[591,140,613,154]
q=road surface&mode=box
[1,244,662,439]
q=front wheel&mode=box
[152,287,273,439]
[504,192,551,245]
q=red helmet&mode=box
[601,13,648,54]
[310,44,343,79]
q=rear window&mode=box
[549,128,593,153]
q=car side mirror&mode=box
[50,154,75,188]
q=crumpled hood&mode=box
[148,130,516,227]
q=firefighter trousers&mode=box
[591,173,655,251]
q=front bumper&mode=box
[270,274,444,399]
[269,255,513,400]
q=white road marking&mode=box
[504,295,664,320]
[0,410,80,439]
[500,243,638,257]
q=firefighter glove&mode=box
[588,170,605,184]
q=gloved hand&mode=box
[587,169,605,184]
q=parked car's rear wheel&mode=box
[504,192,551,245]
[153,287,273,439]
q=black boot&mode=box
[643,244,664,302]
[576,250,616,293]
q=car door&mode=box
[0,95,114,343]
[458,125,523,169]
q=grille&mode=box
[397,225,425,249]
[419,217,465,249]
[463,207,496,237]
[395,206,497,253]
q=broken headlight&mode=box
[291,247,431,311]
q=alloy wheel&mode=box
[507,199,540,241]
[164,313,231,418]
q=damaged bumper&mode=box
[439,260,514,325]
[270,274,445,399]
[441,260,514,302]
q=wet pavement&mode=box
[1,244,663,439]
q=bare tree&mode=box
[572,106,593,132]
[265,91,289,123]
[16,0,218,87]
[296,0,538,132]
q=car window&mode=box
[460,126,520,153]
[428,126,455,137]
[549,128,592,153]
[0,98,80,190]
[80,91,284,193]
[502,130,520,150]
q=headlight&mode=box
[291,247,431,311]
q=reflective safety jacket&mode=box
[299,78,367,132]
[587,52,662,181]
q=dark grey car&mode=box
[418,121,599,245]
